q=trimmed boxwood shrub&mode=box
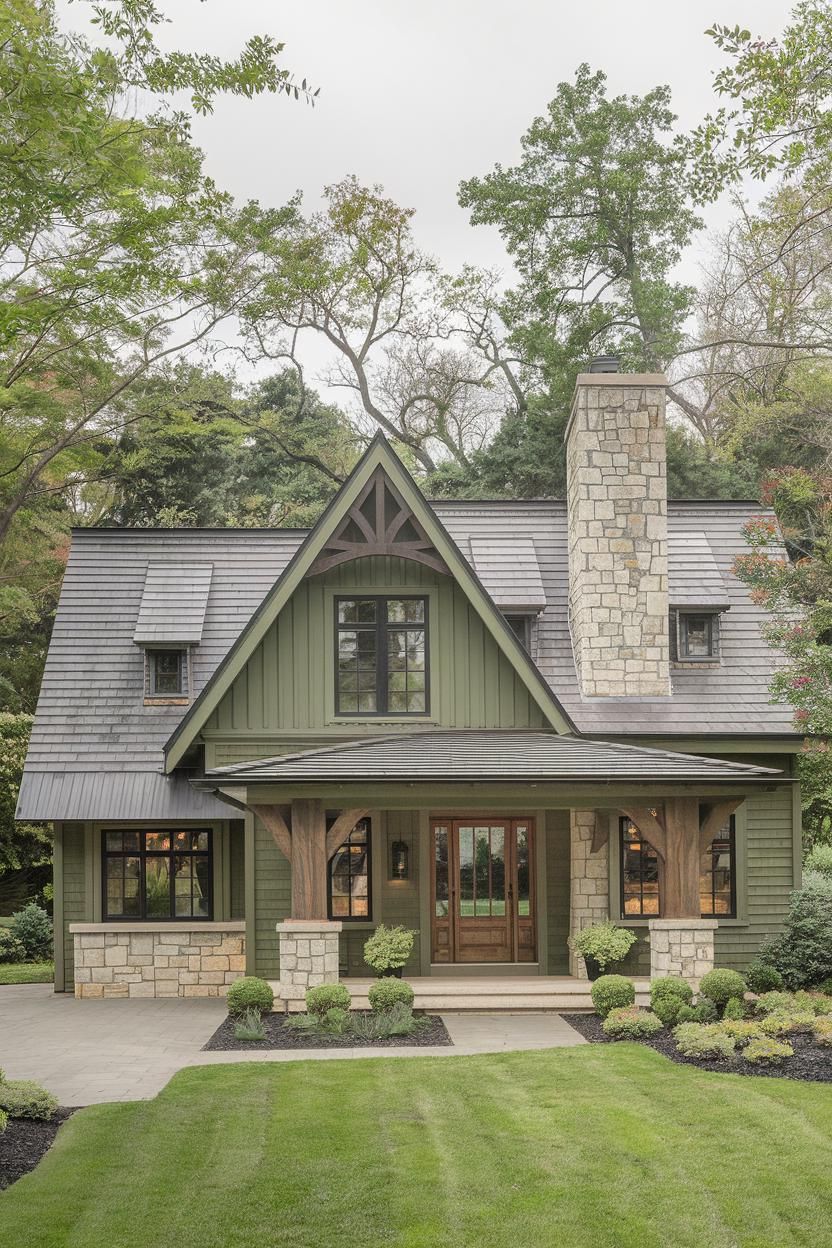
[744,961,784,994]
[590,975,635,1019]
[723,996,744,1021]
[602,1007,662,1039]
[226,976,274,1017]
[649,977,693,1027]
[368,979,415,1012]
[699,968,746,1008]
[744,1036,793,1064]
[306,983,351,1017]
[0,1079,58,1120]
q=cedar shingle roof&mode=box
[16,500,797,821]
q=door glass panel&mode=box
[474,827,491,915]
[490,827,506,915]
[458,827,474,916]
[516,824,530,916]
[434,826,448,916]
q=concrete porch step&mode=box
[269,976,651,1013]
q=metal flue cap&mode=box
[588,355,620,374]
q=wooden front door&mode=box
[430,818,536,964]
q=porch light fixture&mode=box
[390,839,409,881]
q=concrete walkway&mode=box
[0,985,585,1106]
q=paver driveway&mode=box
[0,984,584,1105]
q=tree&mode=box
[242,177,520,471]
[0,0,307,553]
[734,468,832,850]
[0,713,51,908]
[459,65,701,388]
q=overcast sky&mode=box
[68,0,795,391]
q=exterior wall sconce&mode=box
[390,839,409,881]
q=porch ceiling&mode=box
[200,730,786,786]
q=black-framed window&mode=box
[328,818,371,920]
[335,596,428,716]
[678,613,717,660]
[103,829,212,920]
[619,816,736,918]
[504,614,531,651]
[146,649,187,696]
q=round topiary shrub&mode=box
[602,1007,663,1040]
[649,977,694,1026]
[699,968,747,1008]
[744,961,784,995]
[590,974,635,1019]
[306,983,351,1018]
[226,976,274,1017]
[368,979,415,1012]
[0,1079,58,1121]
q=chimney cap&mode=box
[588,355,620,374]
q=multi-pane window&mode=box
[328,819,371,920]
[678,613,717,659]
[335,597,428,715]
[620,816,736,918]
[103,829,212,920]
[146,649,186,696]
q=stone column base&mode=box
[648,918,717,985]
[277,919,342,1008]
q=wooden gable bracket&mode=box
[249,801,370,920]
[619,798,744,919]
[308,466,450,576]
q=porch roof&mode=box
[202,730,784,786]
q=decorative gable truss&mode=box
[309,467,449,576]
[164,435,576,770]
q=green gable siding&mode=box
[229,822,245,921]
[545,809,571,974]
[205,557,547,742]
[61,822,87,992]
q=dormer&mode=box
[469,535,547,653]
[667,533,731,666]
[133,563,213,705]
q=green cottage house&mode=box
[16,367,803,1008]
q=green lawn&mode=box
[2,1046,831,1248]
[0,961,53,985]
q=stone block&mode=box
[201,955,229,971]
[105,944,128,966]
[128,981,157,998]
[198,971,226,985]
[92,967,114,983]
[83,948,105,968]
[129,934,154,955]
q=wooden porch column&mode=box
[249,801,370,921]
[621,797,742,919]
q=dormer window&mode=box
[146,649,188,699]
[504,614,532,652]
[677,613,718,661]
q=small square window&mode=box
[678,614,717,660]
[147,649,187,697]
[504,615,532,651]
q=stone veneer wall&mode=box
[276,919,341,1009]
[565,375,670,697]
[569,810,610,978]
[70,922,245,999]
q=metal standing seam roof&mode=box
[133,563,214,645]
[667,532,731,610]
[16,500,798,822]
[203,731,784,784]
[468,536,547,612]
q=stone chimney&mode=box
[565,365,670,697]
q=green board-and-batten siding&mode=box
[204,557,547,743]
[61,822,87,992]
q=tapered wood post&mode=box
[289,798,329,920]
[660,798,701,919]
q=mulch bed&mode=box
[563,1013,832,1083]
[0,1109,75,1190]
[204,1010,452,1051]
